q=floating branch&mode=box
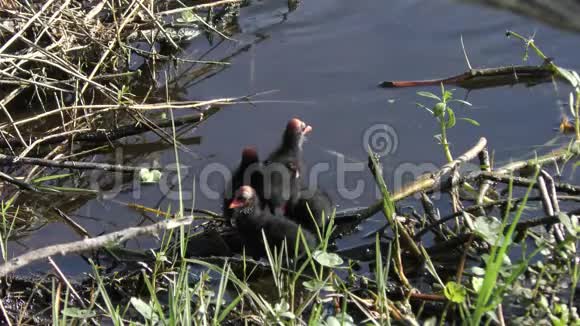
[379,64,554,89]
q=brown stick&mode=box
[408,292,447,302]
[379,65,554,90]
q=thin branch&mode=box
[0,216,195,277]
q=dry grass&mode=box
[0,0,239,170]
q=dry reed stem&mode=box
[16,129,90,160]
[158,0,242,15]
[0,216,196,277]
[0,97,239,132]
[0,0,59,54]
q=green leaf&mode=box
[280,311,296,319]
[538,295,549,309]
[473,216,503,245]
[180,10,197,23]
[471,277,484,293]
[302,279,334,292]
[139,168,162,183]
[557,212,577,237]
[130,297,159,323]
[470,266,486,276]
[459,117,480,126]
[273,300,295,320]
[443,90,453,102]
[326,316,341,326]
[446,107,456,128]
[444,281,467,303]
[556,67,580,88]
[450,99,473,106]
[326,314,355,326]
[416,102,434,114]
[313,251,343,267]
[572,70,580,85]
[421,247,445,286]
[417,91,441,101]
[60,308,96,319]
[32,173,74,184]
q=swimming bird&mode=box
[229,185,317,258]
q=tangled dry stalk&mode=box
[0,0,241,190]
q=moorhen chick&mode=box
[223,146,263,222]
[287,188,334,232]
[262,118,312,215]
[229,185,317,259]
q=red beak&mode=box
[228,198,245,209]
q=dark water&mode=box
[12,0,580,274]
